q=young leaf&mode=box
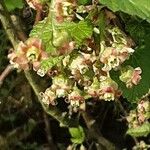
[99,0,150,23]
[56,21,93,44]
[40,56,63,72]
[69,126,85,144]
[127,122,150,137]
[30,18,56,53]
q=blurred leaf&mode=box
[127,122,150,137]
[5,0,24,11]
[25,119,36,133]
[78,0,92,5]
[100,0,150,22]
[69,126,85,144]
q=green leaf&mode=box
[127,122,150,137]
[99,0,150,22]
[40,56,63,72]
[111,42,150,102]
[120,14,150,45]
[5,0,24,11]
[110,18,150,102]
[30,18,56,54]
[56,21,93,44]
[69,126,85,144]
[30,18,92,53]
[124,44,150,101]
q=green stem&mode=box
[0,0,19,48]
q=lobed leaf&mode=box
[69,126,85,144]
[30,18,56,53]
[56,21,93,44]
[100,0,150,22]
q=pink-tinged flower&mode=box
[69,52,96,76]
[131,67,142,85]
[99,77,121,101]
[8,38,48,71]
[26,0,43,10]
[68,86,85,110]
[54,0,76,23]
[118,46,134,63]
[119,66,142,88]
[100,45,134,72]
[87,77,100,98]
[58,41,75,55]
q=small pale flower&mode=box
[100,45,134,72]
[87,77,100,97]
[120,66,142,88]
[40,88,56,105]
[99,77,120,101]
[68,86,84,108]
[69,55,89,75]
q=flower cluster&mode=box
[86,77,121,101]
[126,99,150,128]
[8,4,143,113]
[133,141,150,150]
[40,74,86,111]
[119,66,142,88]
[100,44,134,72]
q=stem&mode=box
[43,112,57,150]
[0,0,19,48]
[0,65,14,88]
[81,111,115,150]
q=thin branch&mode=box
[0,0,19,48]
[0,64,14,88]
[81,111,115,150]
[43,112,57,150]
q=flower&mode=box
[86,77,100,98]
[100,45,134,72]
[8,38,48,71]
[54,0,76,23]
[51,75,72,98]
[68,86,85,110]
[99,76,121,101]
[119,66,142,88]
[40,88,56,105]
[69,52,95,76]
